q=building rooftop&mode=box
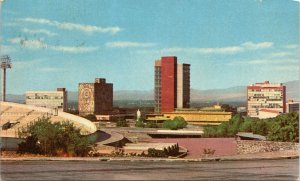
[236,132,266,141]
[259,109,281,114]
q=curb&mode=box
[0,155,298,162]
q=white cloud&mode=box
[284,44,298,49]
[13,59,42,70]
[9,37,48,49]
[51,45,98,53]
[229,58,299,66]
[8,37,98,53]
[3,22,19,27]
[136,41,273,55]
[22,28,57,36]
[19,17,122,34]
[106,41,156,48]
[269,52,292,58]
[272,65,299,71]
[0,45,16,54]
[241,41,273,49]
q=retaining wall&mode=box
[237,140,299,154]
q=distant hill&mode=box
[4,80,299,103]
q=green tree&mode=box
[116,117,128,127]
[162,117,187,130]
[268,112,299,142]
[18,116,91,156]
[83,114,97,122]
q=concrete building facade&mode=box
[154,56,190,113]
[25,88,68,112]
[247,81,286,118]
[286,100,299,113]
[78,78,113,116]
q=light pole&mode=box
[0,55,12,102]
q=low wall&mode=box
[237,140,299,154]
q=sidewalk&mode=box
[1,150,298,162]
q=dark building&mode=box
[78,78,113,116]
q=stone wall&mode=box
[237,140,299,154]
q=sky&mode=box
[0,0,299,94]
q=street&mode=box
[1,159,299,180]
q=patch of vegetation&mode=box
[135,118,145,128]
[203,112,299,142]
[83,114,97,122]
[17,116,91,156]
[203,148,215,155]
[135,118,160,128]
[162,116,187,130]
[116,118,129,127]
[148,144,180,157]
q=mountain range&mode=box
[5,80,299,103]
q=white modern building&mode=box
[26,88,68,112]
[247,81,286,118]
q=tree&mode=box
[221,104,237,115]
[83,114,97,122]
[18,116,92,156]
[268,112,299,142]
[116,117,128,127]
[162,117,187,130]
[135,117,145,128]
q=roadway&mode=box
[1,159,298,180]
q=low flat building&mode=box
[25,88,67,112]
[163,111,232,125]
[147,105,232,125]
[258,109,280,119]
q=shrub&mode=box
[162,117,187,130]
[83,114,97,122]
[203,112,299,142]
[147,148,167,157]
[268,112,299,142]
[145,121,160,128]
[135,118,145,128]
[203,148,215,155]
[18,116,91,156]
[116,118,128,127]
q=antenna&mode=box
[1,55,12,101]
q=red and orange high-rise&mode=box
[154,56,190,113]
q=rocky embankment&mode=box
[237,140,299,154]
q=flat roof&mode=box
[236,132,266,140]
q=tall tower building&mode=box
[78,78,113,116]
[154,56,190,113]
[247,81,286,118]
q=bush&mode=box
[203,112,299,142]
[162,117,187,130]
[135,118,145,128]
[147,148,167,157]
[18,116,91,156]
[267,112,299,142]
[203,148,216,155]
[83,114,97,122]
[145,121,160,128]
[116,118,128,127]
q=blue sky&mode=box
[0,0,299,94]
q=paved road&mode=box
[1,159,298,180]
